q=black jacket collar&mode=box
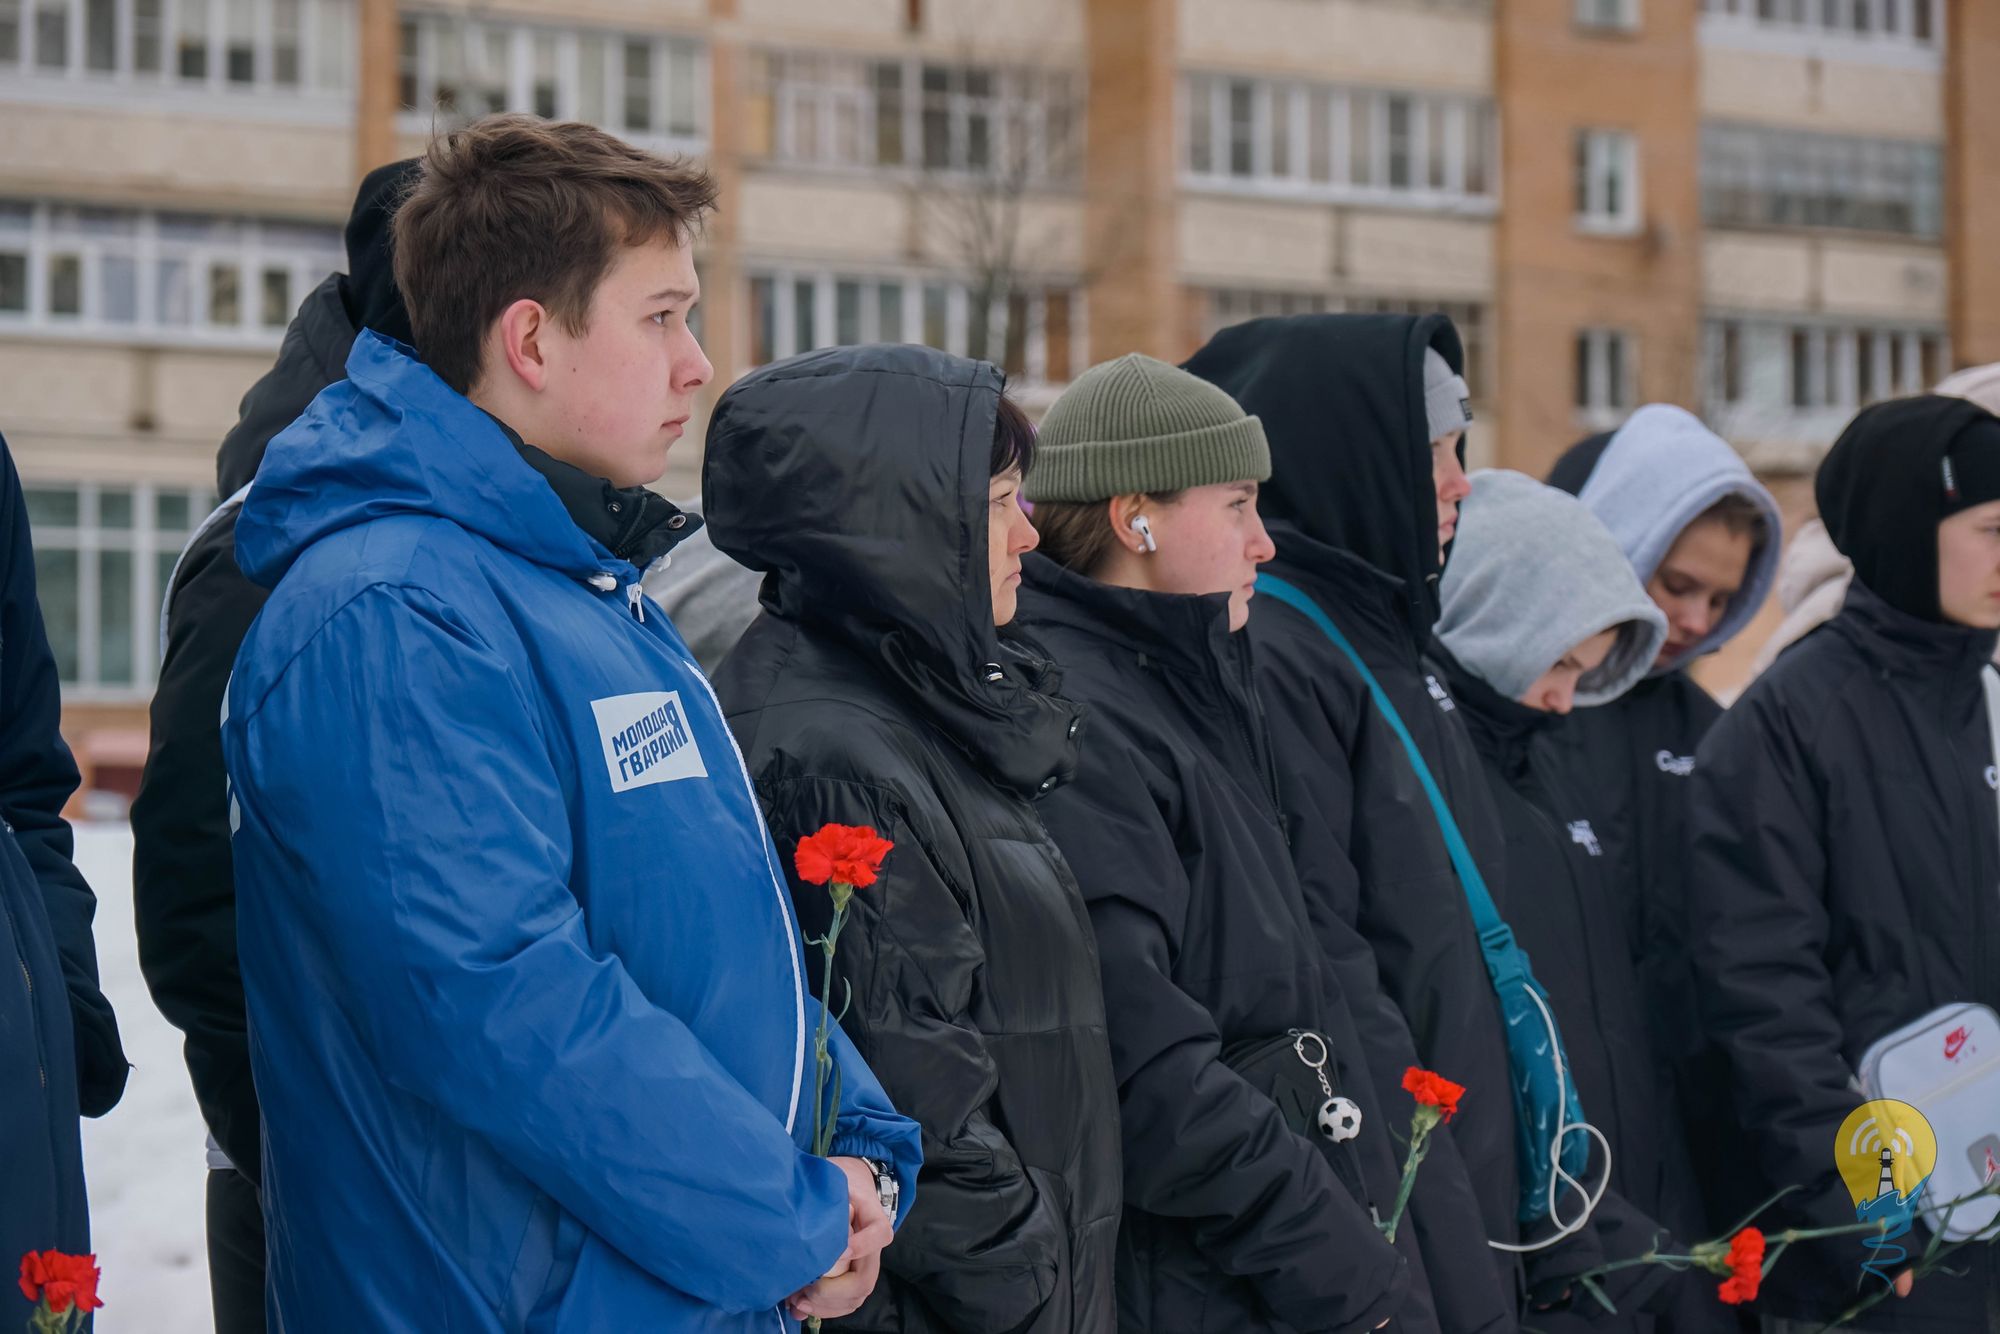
[1835,579,1999,691]
[1436,641,1553,780]
[484,412,702,570]
[1019,552,1238,679]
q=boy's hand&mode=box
[786,1157,895,1321]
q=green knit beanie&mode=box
[1023,353,1271,502]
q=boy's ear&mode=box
[494,298,551,393]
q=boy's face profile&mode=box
[484,234,712,487]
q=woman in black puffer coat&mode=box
[707,344,1122,1333]
[1017,353,1410,1334]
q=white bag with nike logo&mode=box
[1851,668,2000,1243]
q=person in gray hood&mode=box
[1436,472,1730,1334]
[1543,405,1782,1246]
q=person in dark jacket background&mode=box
[1691,394,2000,1333]
[1544,406,1782,1243]
[707,344,1122,1334]
[129,156,418,1334]
[1187,313,1585,1317]
[2,430,126,1285]
[1436,470,1727,1334]
[1019,354,1410,1334]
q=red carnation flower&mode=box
[794,824,894,889]
[1402,1067,1466,1123]
[1716,1228,1764,1305]
[18,1250,103,1315]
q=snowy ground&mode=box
[74,822,213,1332]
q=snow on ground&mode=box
[74,822,214,1333]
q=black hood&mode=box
[1545,429,1616,496]
[702,344,1081,796]
[215,158,420,497]
[1817,393,2000,623]
[1184,312,1466,638]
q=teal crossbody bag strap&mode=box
[1255,574,1525,988]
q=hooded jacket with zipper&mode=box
[705,345,1121,1334]
[1186,313,1549,1319]
[1,432,114,1279]
[1542,411,1782,1238]
[1689,396,2000,1331]
[132,158,419,1186]
[1016,553,1411,1334]
[222,330,922,1332]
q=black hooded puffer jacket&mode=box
[1017,554,1415,1334]
[1690,396,2000,1331]
[1186,314,1546,1318]
[706,345,1122,1334]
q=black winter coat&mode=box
[707,345,1121,1334]
[1690,584,2000,1331]
[2,433,122,1272]
[1187,313,1535,1322]
[130,272,349,1182]
[1017,556,1410,1334]
[1441,652,1723,1334]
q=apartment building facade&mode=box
[2,0,1994,798]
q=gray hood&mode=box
[1438,470,1667,707]
[1576,404,1782,674]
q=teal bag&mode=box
[1257,573,1591,1224]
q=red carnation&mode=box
[18,1249,103,1316]
[794,823,894,890]
[1402,1067,1466,1123]
[1716,1228,1765,1305]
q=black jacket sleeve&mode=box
[1041,735,1406,1334]
[0,442,127,1117]
[131,516,268,1180]
[759,773,1066,1334]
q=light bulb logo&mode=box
[1834,1099,1937,1209]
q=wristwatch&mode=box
[862,1157,900,1219]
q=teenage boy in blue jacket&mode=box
[221,115,921,1332]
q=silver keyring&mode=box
[1290,1029,1329,1070]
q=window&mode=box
[1201,290,1490,395]
[397,13,704,149]
[1702,122,1941,237]
[0,199,342,344]
[1575,328,1635,420]
[753,51,1078,182]
[26,482,211,694]
[1701,0,1939,48]
[1575,129,1640,232]
[746,267,1083,387]
[0,0,353,96]
[1704,316,1945,421]
[1577,0,1640,31]
[1183,74,1496,211]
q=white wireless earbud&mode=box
[1129,514,1158,554]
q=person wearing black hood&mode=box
[1015,353,1413,1334]
[706,344,1122,1334]
[1187,314,1593,1318]
[1690,394,2000,1333]
[129,157,419,1334]
[1543,407,1783,1247]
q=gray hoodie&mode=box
[1575,404,1783,674]
[1438,470,1667,706]
[641,498,764,674]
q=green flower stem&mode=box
[804,887,856,1334]
[1380,1108,1440,1244]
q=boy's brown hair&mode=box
[392,114,719,394]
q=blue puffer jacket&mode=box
[223,332,922,1332]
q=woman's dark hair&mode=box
[991,393,1037,478]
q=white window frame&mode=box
[744,265,1087,391]
[1701,121,1941,239]
[0,0,354,119]
[1701,315,1946,443]
[1575,128,1641,235]
[396,11,706,154]
[1699,0,1941,66]
[1576,0,1640,32]
[1180,73,1498,215]
[0,198,342,348]
[22,479,212,699]
[1575,327,1635,426]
